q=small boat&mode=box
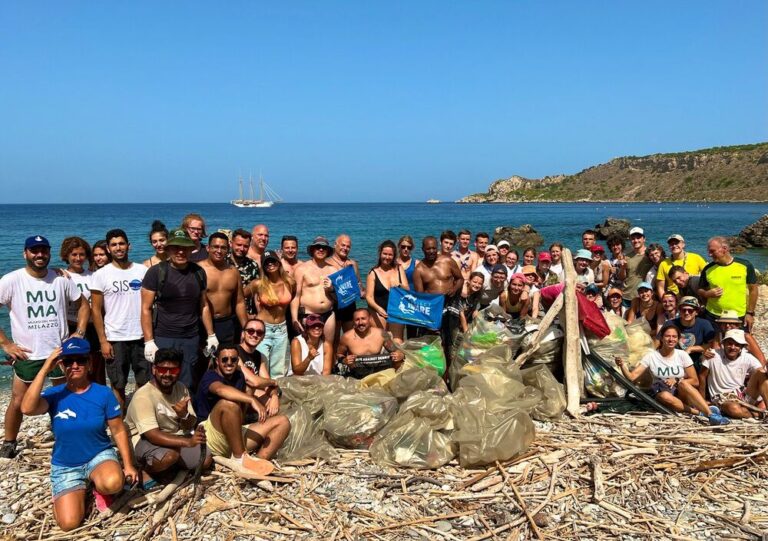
[426,199,441,204]
[231,174,282,208]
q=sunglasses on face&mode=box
[399,245,412,250]
[218,356,239,365]
[60,356,88,367]
[244,328,265,337]
[680,308,696,314]
[154,366,181,376]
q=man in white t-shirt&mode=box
[699,329,767,419]
[0,235,88,458]
[91,229,149,410]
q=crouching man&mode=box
[700,329,767,419]
[193,343,290,475]
[125,348,213,484]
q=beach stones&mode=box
[2,513,16,525]
[737,214,768,247]
[593,217,631,240]
[493,224,543,248]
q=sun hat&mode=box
[521,265,537,275]
[715,310,742,324]
[722,329,747,346]
[679,296,700,309]
[24,235,51,249]
[166,228,195,247]
[629,227,645,237]
[61,337,90,356]
[307,236,334,256]
[575,249,593,260]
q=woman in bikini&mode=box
[501,273,531,319]
[365,240,409,342]
[143,220,169,268]
[626,282,658,325]
[251,251,296,377]
[396,235,419,290]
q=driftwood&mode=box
[561,248,582,416]
[512,292,564,368]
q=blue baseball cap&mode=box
[585,283,600,295]
[637,281,653,291]
[61,337,90,356]
[24,235,50,250]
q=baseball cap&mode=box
[722,329,747,346]
[538,252,551,262]
[667,234,684,243]
[629,227,645,237]
[521,265,537,275]
[590,245,605,253]
[304,314,325,328]
[607,287,623,297]
[636,281,653,291]
[485,244,499,253]
[61,337,90,356]
[24,235,50,250]
[715,310,742,324]
[679,296,700,309]
[497,240,510,249]
[166,228,195,247]
[585,283,600,295]
[575,249,593,260]
[491,264,508,276]
[262,250,281,266]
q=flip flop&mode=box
[239,454,276,476]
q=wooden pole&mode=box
[560,248,582,416]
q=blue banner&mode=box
[330,265,361,309]
[386,287,444,329]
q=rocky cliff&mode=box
[458,143,768,202]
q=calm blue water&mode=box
[1,202,766,381]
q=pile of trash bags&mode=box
[276,308,567,469]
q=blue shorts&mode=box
[50,448,118,499]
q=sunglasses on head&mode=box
[154,365,181,376]
[218,355,238,364]
[244,327,265,337]
[60,356,88,367]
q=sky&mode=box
[1,1,766,203]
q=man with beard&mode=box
[125,348,212,483]
[91,229,149,410]
[337,308,404,378]
[414,236,463,360]
[0,235,89,458]
[246,224,269,262]
[141,229,217,389]
[291,236,338,343]
[200,233,247,344]
[230,229,260,316]
[328,234,363,333]
[280,235,302,277]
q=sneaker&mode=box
[0,441,17,459]
[237,454,275,476]
[92,489,114,513]
[708,411,731,426]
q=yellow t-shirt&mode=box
[656,252,707,295]
[124,382,194,446]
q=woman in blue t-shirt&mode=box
[20,338,137,531]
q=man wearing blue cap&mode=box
[0,235,90,458]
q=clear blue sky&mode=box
[1,1,766,203]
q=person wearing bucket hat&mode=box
[0,235,89,459]
[700,328,768,420]
[21,338,138,529]
[655,233,707,297]
[574,249,595,288]
[291,236,338,344]
[141,228,216,389]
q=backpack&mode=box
[152,261,207,328]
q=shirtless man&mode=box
[474,232,490,265]
[452,229,478,279]
[230,229,260,315]
[291,236,337,344]
[280,235,302,277]
[246,224,269,262]
[200,233,247,344]
[328,234,364,333]
[337,308,404,378]
[440,230,457,257]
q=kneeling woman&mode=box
[21,338,137,531]
[616,325,730,426]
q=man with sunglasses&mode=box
[291,236,337,342]
[194,343,290,475]
[200,232,247,344]
[0,235,89,459]
[125,348,212,483]
[660,296,715,372]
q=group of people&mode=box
[0,214,764,531]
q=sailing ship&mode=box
[231,174,282,208]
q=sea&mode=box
[1,201,766,382]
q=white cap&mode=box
[723,329,747,346]
[485,244,499,252]
[497,240,510,248]
[629,227,644,236]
